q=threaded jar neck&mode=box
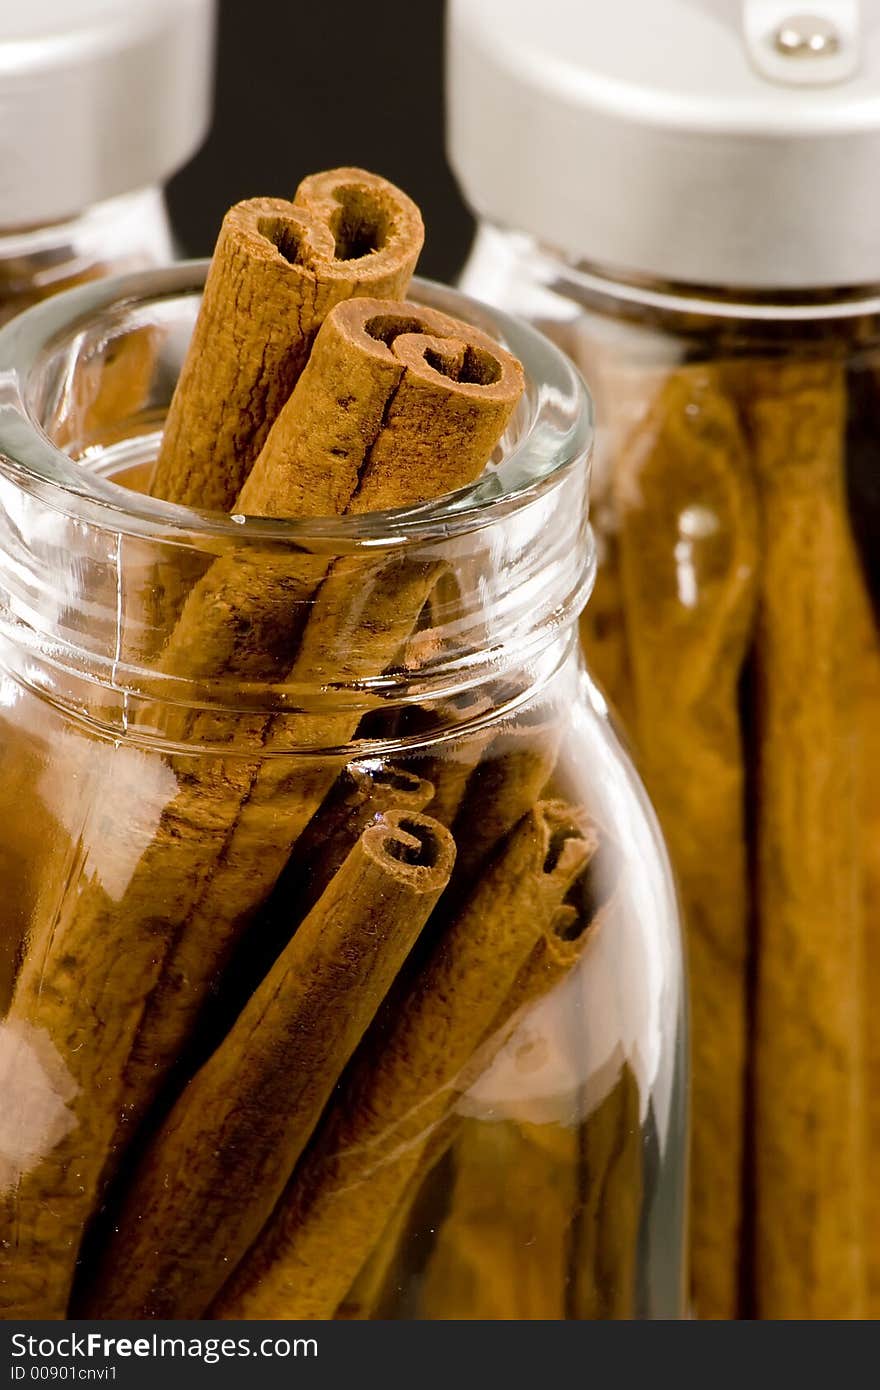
[0,264,593,751]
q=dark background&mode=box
[167,0,475,284]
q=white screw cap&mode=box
[0,0,216,228]
[447,0,880,289]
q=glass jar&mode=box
[449,0,880,1322]
[0,0,216,324]
[0,192,176,329]
[0,265,685,1321]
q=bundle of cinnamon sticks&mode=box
[581,343,879,1320]
[0,169,640,1320]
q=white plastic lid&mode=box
[447,0,880,289]
[0,0,216,228]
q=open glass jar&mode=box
[0,266,685,1321]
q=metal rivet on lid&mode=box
[773,13,842,57]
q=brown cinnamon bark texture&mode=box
[269,762,435,921]
[156,298,523,691]
[837,559,880,1316]
[334,1182,422,1319]
[0,719,65,1015]
[84,812,455,1319]
[421,715,495,827]
[123,301,525,1130]
[212,801,604,1319]
[393,685,496,830]
[744,361,866,1319]
[419,1120,580,1319]
[859,615,880,1316]
[0,296,523,1317]
[570,1064,643,1319]
[448,715,560,892]
[615,368,758,1320]
[149,170,424,510]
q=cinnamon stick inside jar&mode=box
[741,361,867,1320]
[570,1064,643,1320]
[0,289,524,1317]
[123,302,525,1130]
[84,812,455,1320]
[448,714,561,893]
[213,801,607,1320]
[417,1119,580,1320]
[155,299,523,691]
[613,367,759,1320]
[418,1063,641,1322]
[268,762,435,922]
[150,169,424,510]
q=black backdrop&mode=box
[167,0,475,285]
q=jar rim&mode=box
[0,261,593,549]
[513,229,880,324]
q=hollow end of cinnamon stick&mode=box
[367,764,433,801]
[541,802,600,879]
[292,167,425,288]
[149,170,425,512]
[350,302,523,403]
[239,294,524,521]
[215,170,424,302]
[363,809,456,890]
[534,800,613,958]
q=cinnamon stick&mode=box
[387,687,496,829]
[336,1176,428,1319]
[0,711,66,1014]
[418,1119,580,1319]
[150,169,424,510]
[213,800,605,1319]
[1,294,523,1317]
[448,715,560,891]
[744,361,866,1319]
[570,1064,643,1319]
[614,367,758,1320]
[156,297,523,692]
[124,300,524,1125]
[271,762,435,921]
[84,811,455,1319]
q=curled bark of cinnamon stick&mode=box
[157,297,523,692]
[150,169,424,510]
[84,811,455,1319]
[1,297,523,1318]
[124,301,525,1130]
[271,762,435,922]
[213,800,604,1320]
[744,361,866,1320]
[613,367,758,1320]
